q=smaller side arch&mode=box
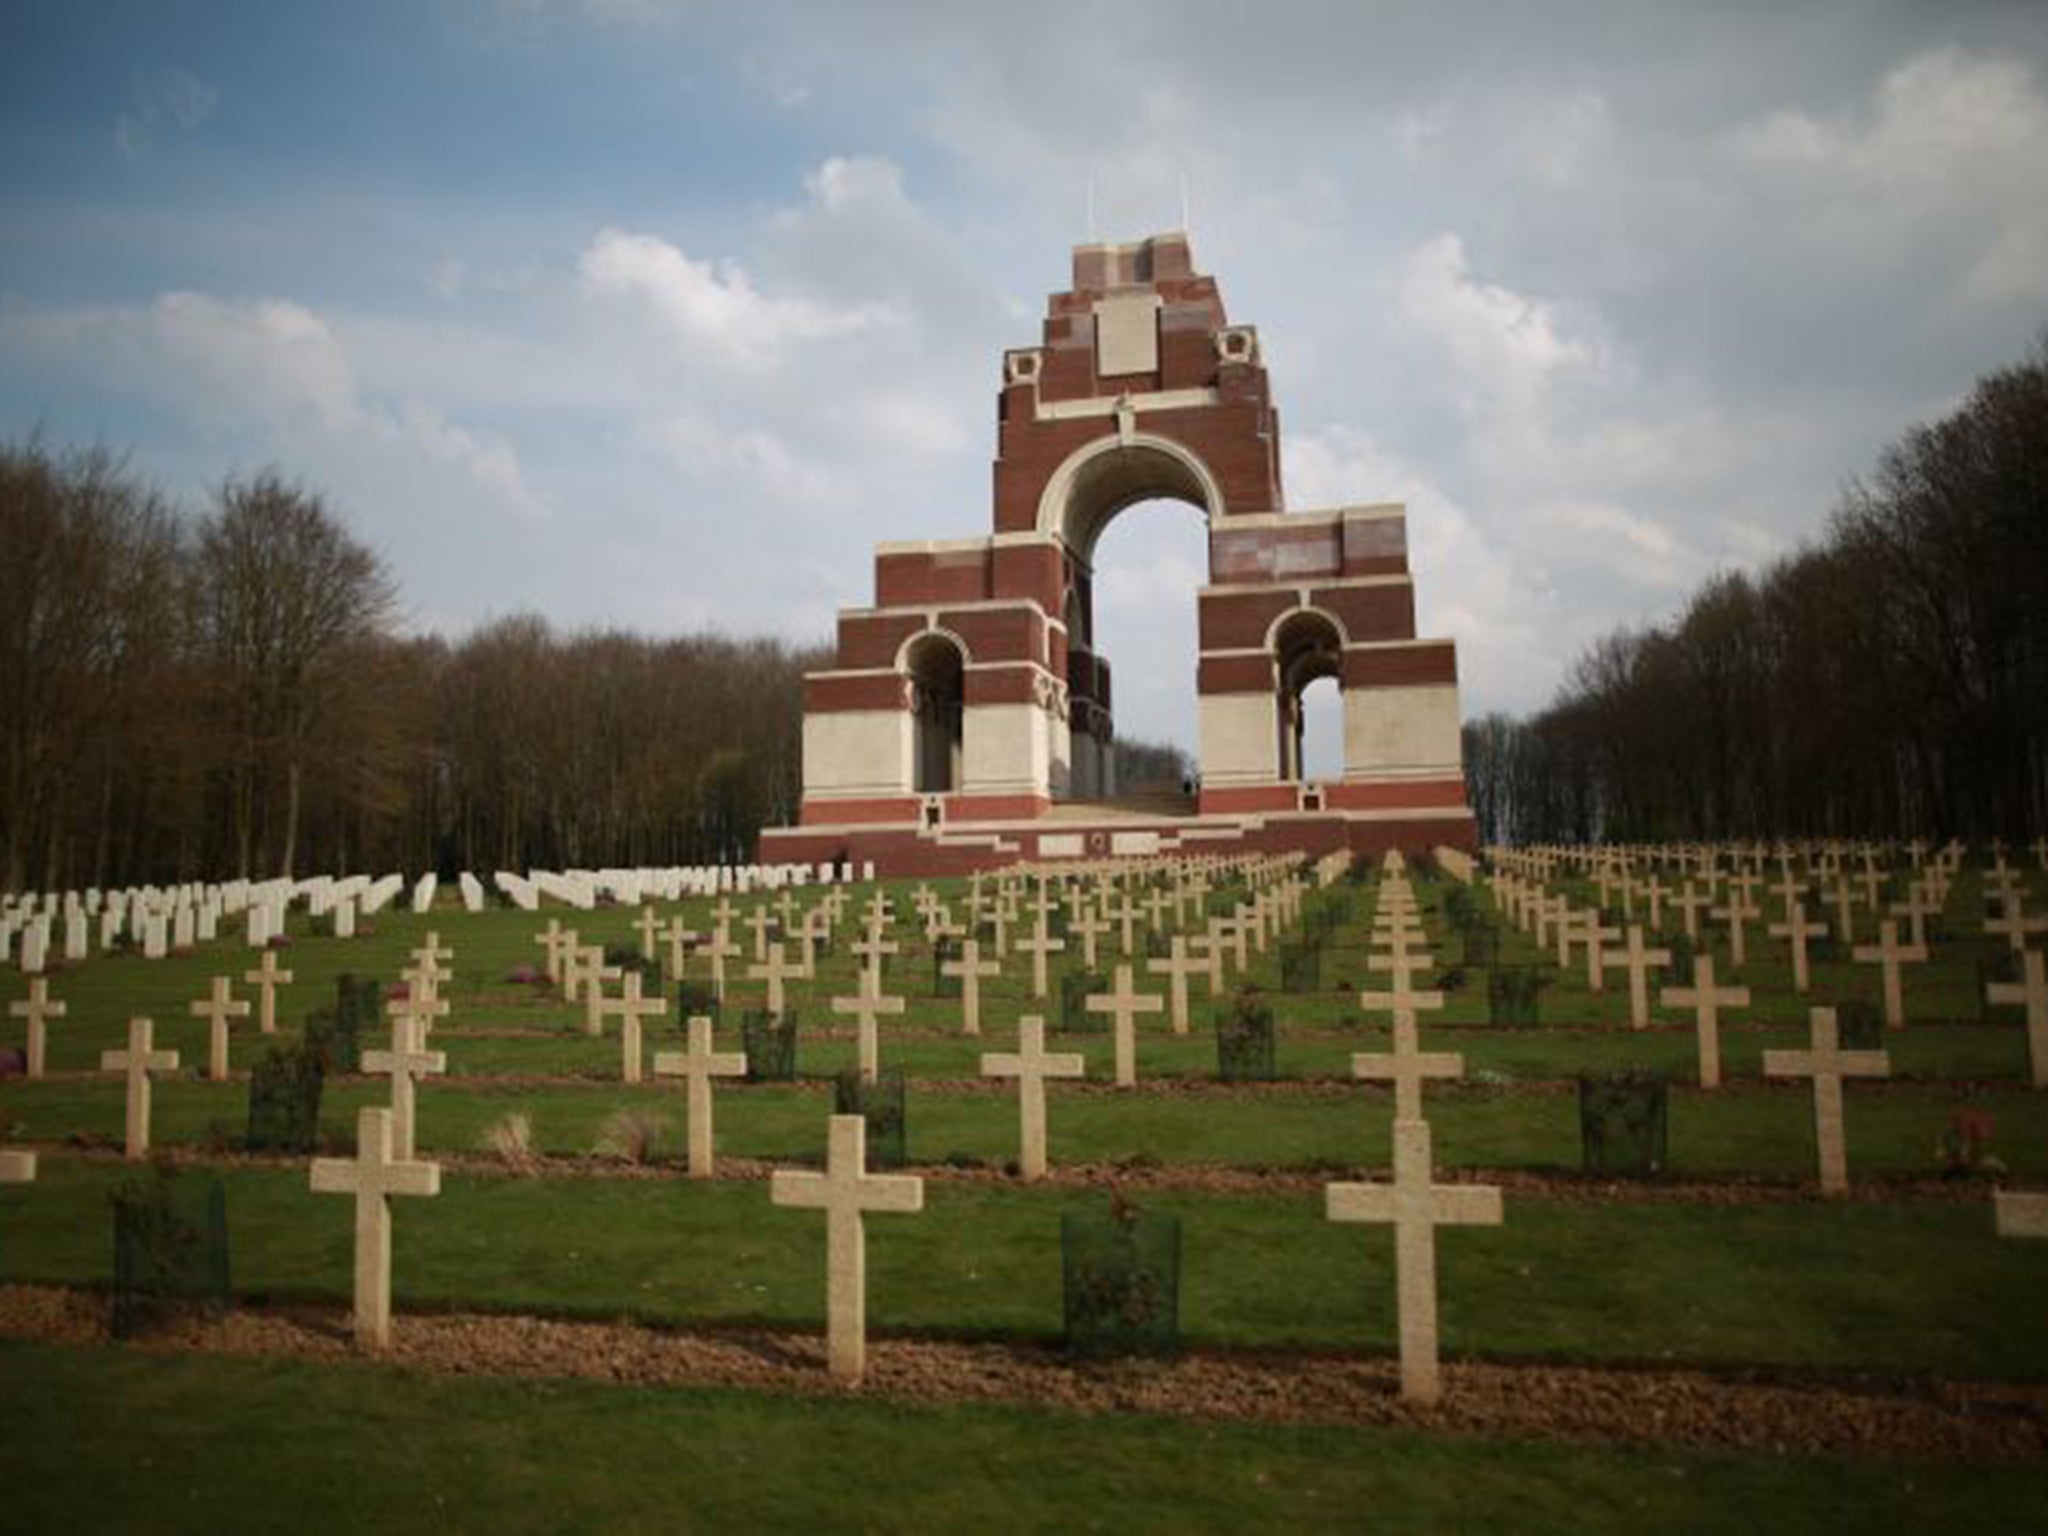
[900,629,967,795]
[1260,603,1351,652]
[1269,608,1345,784]
[894,623,974,671]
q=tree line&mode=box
[1463,333,2048,846]
[1,441,824,891]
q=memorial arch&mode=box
[763,231,1476,873]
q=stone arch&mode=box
[1033,434,1222,803]
[1270,608,1345,783]
[1033,432,1224,560]
[901,630,966,795]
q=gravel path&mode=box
[3,1283,2041,1462]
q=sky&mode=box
[4,1,2046,764]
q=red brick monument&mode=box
[761,232,1477,875]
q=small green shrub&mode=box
[1577,1069,1668,1178]
[1061,1192,1181,1358]
[1215,986,1276,1082]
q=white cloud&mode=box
[577,227,897,366]
[115,67,218,158]
[1286,425,1562,714]
[642,411,834,504]
[1395,233,1602,407]
[1727,47,2048,304]
[803,154,908,212]
[0,291,546,519]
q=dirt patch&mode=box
[2,1283,2040,1462]
[17,1141,2023,1206]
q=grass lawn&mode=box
[4,1156,2043,1378]
[3,867,2045,1531]
[4,1339,2041,1535]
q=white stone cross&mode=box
[361,1010,447,1161]
[1579,911,1619,992]
[831,969,906,1082]
[1768,903,1829,994]
[1352,1013,1463,1120]
[851,927,899,991]
[534,918,571,984]
[941,937,1001,1036]
[9,977,65,1080]
[1986,949,2048,1089]
[1669,884,1711,944]
[1087,963,1164,1088]
[1015,915,1065,999]
[1984,892,2048,955]
[662,917,693,982]
[578,948,625,1035]
[243,949,294,1035]
[653,1016,748,1178]
[1109,894,1141,955]
[1146,934,1206,1035]
[1829,878,1860,949]
[100,1017,179,1161]
[635,905,663,962]
[1069,905,1108,969]
[1762,1006,1890,1193]
[1852,918,1927,1030]
[1602,925,1672,1031]
[1659,952,1749,1089]
[1359,979,1446,1034]
[605,969,669,1084]
[189,975,251,1082]
[980,1014,1085,1181]
[769,1113,925,1381]
[1995,1188,2048,1240]
[749,941,801,1015]
[702,924,740,1001]
[309,1106,441,1350]
[387,976,451,1044]
[411,931,455,986]
[1325,1117,1502,1406]
[1888,883,1936,951]
[1711,889,1760,970]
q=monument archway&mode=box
[766,230,1477,873]
[1064,491,1210,801]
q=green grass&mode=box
[9,1069,2048,1182]
[4,871,2046,1531]
[3,1340,2042,1535]
[5,1156,2044,1379]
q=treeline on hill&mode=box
[0,441,823,891]
[1113,736,1195,791]
[1464,334,2048,846]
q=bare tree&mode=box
[190,472,397,878]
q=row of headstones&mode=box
[11,932,459,1153]
[9,859,2044,1402]
[2,859,873,971]
[76,856,1483,1393]
[494,862,868,914]
[1498,840,2048,957]
[1496,834,2048,883]
[1487,856,2048,1088]
[528,853,1308,1089]
[1492,841,1988,956]
[0,873,409,972]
